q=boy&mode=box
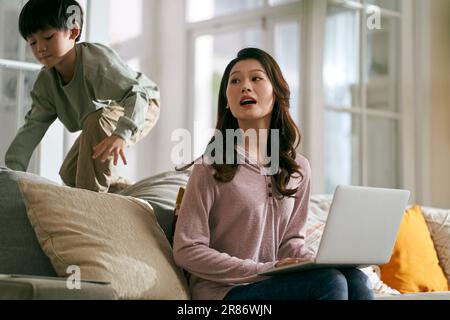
[5,0,160,193]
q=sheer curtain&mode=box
[323,9,360,193]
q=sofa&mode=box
[0,166,449,300]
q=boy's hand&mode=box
[92,135,128,166]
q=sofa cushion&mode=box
[421,206,450,286]
[18,180,190,300]
[118,170,191,243]
[0,167,57,277]
[0,275,117,300]
[380,206,448,293]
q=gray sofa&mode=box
[0,166,191,300]
[2,167,448,300]
[0,167,117,300]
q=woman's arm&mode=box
[277,156,315,260]
[173,163,275,284]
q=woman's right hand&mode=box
[275,257,312,268]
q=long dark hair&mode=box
[180,47,304,198]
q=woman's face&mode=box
[226,59,275,128]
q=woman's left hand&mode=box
[92,135,127,166]
[275,257,312,268]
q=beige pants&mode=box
[59,101,160,193]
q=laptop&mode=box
[259,185,410,276]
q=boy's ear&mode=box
[69,25,81,41]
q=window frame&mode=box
[185,0,303,158]
[322,0,407,193]
[185,0,419,199]
[0,0,41,174]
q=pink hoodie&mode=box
[173,148,313,300]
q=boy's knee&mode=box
[59,167,75,187]
[82,110,103,132]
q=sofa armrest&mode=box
[376,291,450,300]
[0,275,117,300]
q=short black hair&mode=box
[19,0,84,42]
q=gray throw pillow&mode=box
[119,170,191,243]
[0,167,57,276]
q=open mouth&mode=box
[240,98,257,107]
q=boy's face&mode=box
[27,28,79,69]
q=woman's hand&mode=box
[275,257,312,268]
[92,135,127,166]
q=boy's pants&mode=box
[59,101,160,193]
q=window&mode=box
[323,0,403,193]
[0,0,87,181]
[186,0,413,196]
[186,0,302,157]
[0,0,43,174]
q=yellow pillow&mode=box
[380,205,449,293]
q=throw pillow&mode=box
[0,167,57,276]
[421,206,450,286]
[18,180,190,300]
[380,205,448,293]
[119,170,191,243]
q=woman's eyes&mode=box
[230,76,264,84]
[44,35,54,40]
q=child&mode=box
[173,48,374,300]
[5,0,160,193]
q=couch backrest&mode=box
[0,168,57,276]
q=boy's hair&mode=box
[19,0,84,42]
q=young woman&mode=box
[173,48,374,300]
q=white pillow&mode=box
[421,206,450,285]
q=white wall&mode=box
[136,0,188,178]
[79,0,187,183]
[430,0,450,208]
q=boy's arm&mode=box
[95,45,159,143]
[5,92,57,171]
[114,75,159,141]
[109,73,159,142]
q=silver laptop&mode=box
[259,185,410,276]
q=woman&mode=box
[173,48,374,300]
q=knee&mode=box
[315,269,348,300]
[59,169,75,187]
[344,268,375,300]
[82,110,103,133]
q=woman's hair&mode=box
[19,0,84,42]
[180,47,304,198]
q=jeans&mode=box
[223,268,374,300]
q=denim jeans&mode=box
[223,268,374,300]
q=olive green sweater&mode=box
[5,42,159,171]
